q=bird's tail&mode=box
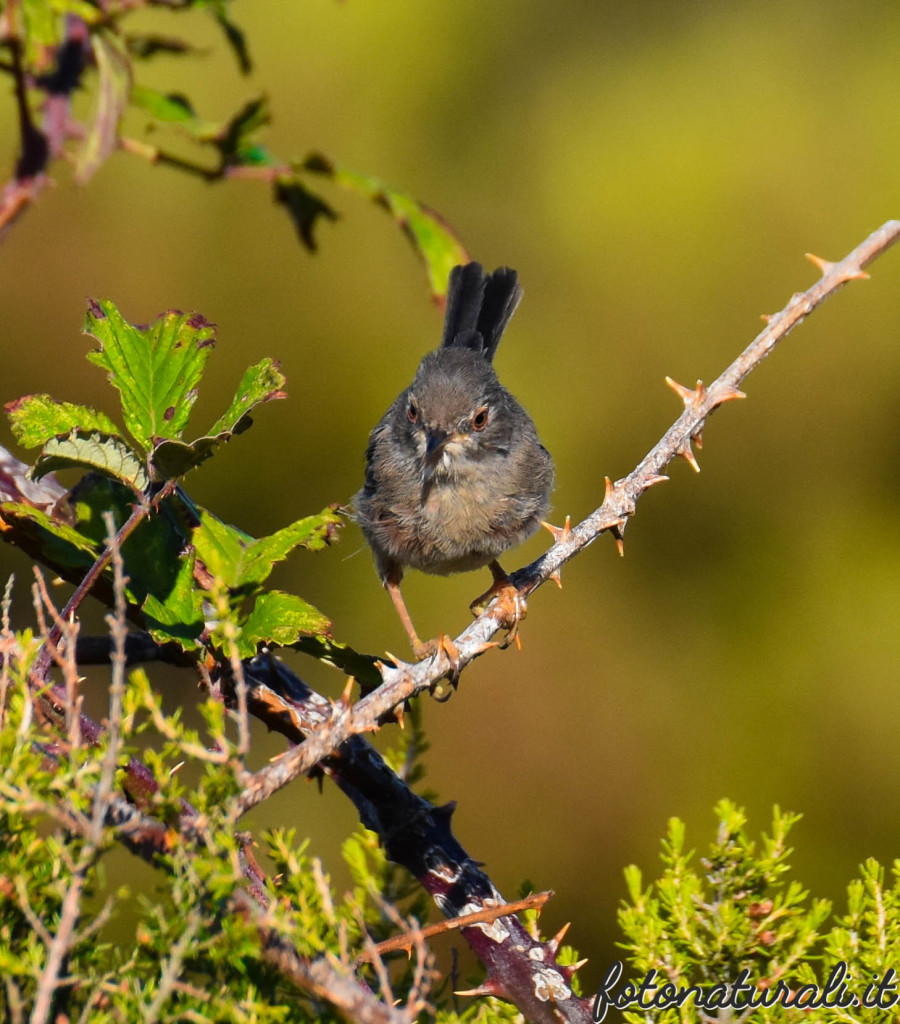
[440,262,522,362]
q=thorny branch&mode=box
[233,219,900,816]
[1,220,899,1024]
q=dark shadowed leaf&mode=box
[84,300,217,450]
[142,553,205,650]
[304,153,468,301]
[274,177,338,251]
[294,636,383,689]
[75,29,132,185]
[6,394,120,449]
[126,34,200,60]
[31,432,149,492]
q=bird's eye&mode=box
[471,406,489,431]
[406,399,419,424]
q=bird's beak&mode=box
[423,429,451,482]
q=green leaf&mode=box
[191,512,250,589]
[208,358,287,437]
[0,501,99,569]
[215,95,270,166]
[20,0,63,71]
[236,510,342,585]
[193,508,341,590]
[142,551,205,650]
[75,30,132,185]
[130,86,221,140]
[304,153,469,300]
[31,432,149,491]
[235,590,331,657]
[84,300,217,451]
[274,177,338,252]
[6,394,120,449]
[151,359,288,479]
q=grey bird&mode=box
[355,262,555,660]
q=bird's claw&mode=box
[470,578,527,649]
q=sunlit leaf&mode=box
[207,358,287,437]
[152,358,288,479]
[31,432,149,492]
[193,507,341,590]
[75,29,132,185]
[85,300,216,451]
[6,394,120,449]
[130,85,220,140]
[304,153,469,301]
[235,590,331,657]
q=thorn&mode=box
[665,375,695,405]
[614,533,625,557]
[472,640,502,656]
[455,982,499,998]
[340,675,354,708]
[845,268,871,281]
[569,957,589,971]
[604,476,616,504]
[548,569,563,589]
[643,474,668,489]
[394,705,405,730]
[760,312,775,323]
[677,441,700,473]
[805,252,835,275]
[380,651,401,668]
[694,430,703,450]
[514,633,522,651]
[541,515,572,544]
[712,384,747,406]
[546,921,571,955]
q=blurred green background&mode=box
[4,0,900,994]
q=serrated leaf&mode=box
[237,510,342,586]
[152,359,286,479]
[6,394,120,449]
[75,30,132,185]
[274,177,338,252]
[208,358,287,437]
[130,85,221,140]
[31,432,149,491]
[304,154,469,300]
[193,507,341,590]
[84,300,217,450]
[235,590,330,657]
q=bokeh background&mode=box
[4,0,900,996]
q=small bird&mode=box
[355,262,555,660]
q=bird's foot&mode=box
[470,565,527,650]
